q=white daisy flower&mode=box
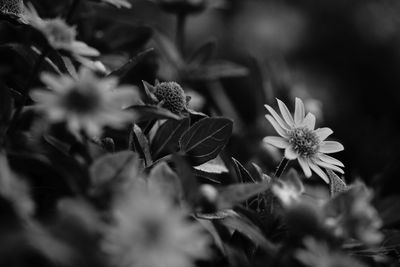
[103,189,211,267]
[30,67,139,138]
[22,3,99,65]
[263,98,344,183]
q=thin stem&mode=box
[274,157,289,178]
[176,12,186,56]
[7,48,49,135]
[66,0,81,24]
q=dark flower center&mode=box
[62,86,102,114]
[288,127,319,157]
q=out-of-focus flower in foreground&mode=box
[263,98,344,183]
[296,237,367,267]
[0,0,23,16]
[30,67,138,138]
[22,3,99,64]
[324,182,383,245]
[103,189,210,267]
[101,0,132,8]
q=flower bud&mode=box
[154,81,187,114]
[0,0,23,16]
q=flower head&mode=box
[103,189,210,267]
[31,67,138,138]
[264,98,344,183]
[154,81,188,114]
[0,0,23,16]
[23,3,99,65]
[324,182,383,245]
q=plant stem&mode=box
[66,0,81,24]
[176,12,186,56]
[274,157,289,178]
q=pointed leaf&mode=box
[151,117,190,159]
[89,151,142,190]
[188,39,217,66]
[147,162,182,203]
[232,158,256,183]
[180,117,233,166]
[327,169,348,196]
[128,105,181,122]
[217,182,272,209]
[129,124,152,166]
[108,48,154,78]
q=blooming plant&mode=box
[1,1,399,267]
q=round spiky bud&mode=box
[0,0,23,16]
[154,81,187,114]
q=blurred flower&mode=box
[101,0,132,8]
[0,0,23,16]
[23,3,99,65]
[103,189,210,267]
[0,153,34,218]
[272,169,304,207]
[296,237,367,267]
[324,182,383,245]
[263,98,344,183]
[30,67,138,138]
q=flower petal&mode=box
[303,113,316,130]
[308,161,329,183]
[277,98,294,126]
[30,90,56,103]
[318,154,344,167]
[264,104,290,130]
[41,72,72,92]
[315,160,344,174]
[298,157,312,177]
[285,146,298,160]
[319,141,344,154]
[263,136,290,149]
[294,97,305,125]
[265,115,289,138]
[315,127,333,141]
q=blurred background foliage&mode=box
[3,0,400,192]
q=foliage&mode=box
[1,1,400,267]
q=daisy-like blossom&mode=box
[22,3,99,66]
[101,0,132,8]
[103,189,210,267]
[30,67,138,138]
[263,98,344,183]
[296,237,367,267]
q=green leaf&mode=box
[217,182,272,210]
[128,105,181,122]
[108,48,154,79]
[173,154,199,207]
[151,117,190,159]
[147,162,182,203]
[179,117,233,166]
[218,211,276,252]
[232,158,255,183]
[188,39,217,66]
[89,151,142,193]
[129,124,152,166]
[327,169,347,196]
